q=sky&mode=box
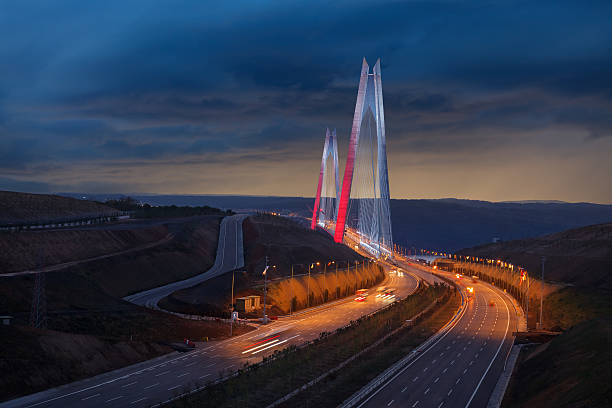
[1,0,612,203]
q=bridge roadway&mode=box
[2,267,419,408]
[123,214,248,308]
[354,264,518,408]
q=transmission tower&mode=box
[29,253,47,329]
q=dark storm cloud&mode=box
[1,0,612,201]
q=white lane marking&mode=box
[200,374,211,380]
[463,368,468,374]
[121,381,137,388]
[205,363,216,368]
[168,385,181,391]
[424,387,430,394]
[412,401,419,407]
[81,394,100,401]
[104,396,123,403]
[443,368,448,373]
[387,400,394,406]
[423,367,428,372]
[438,402,444,408]
[130,397,147,405]
[144,383,159,389]
[412,376,419,382]
[177,372,190,378]
[434,377,439,383]
[464,286,511,408]
[456,378,461,384]
[156,370,170,377]
[448,388,453,396]
[401,386,407,393]
[185,362,196,367]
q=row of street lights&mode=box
[393,243,546,330]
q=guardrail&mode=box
[0,212,128,231]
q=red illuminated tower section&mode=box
[334,58,392,254]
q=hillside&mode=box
[0,191,117,225]
[160,213,368,317]
[503,318,612,408]
[0,193,248,400]
[458,223,612,289]
[61,193,612,251]
[457,223,612,407]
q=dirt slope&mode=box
[0,190,117,224]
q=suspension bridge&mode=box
[312,58,393,258]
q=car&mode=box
[489,300,495,307]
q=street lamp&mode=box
[262,257,270,324]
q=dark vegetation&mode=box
[105,196,233,218]
[160,213,369,318]
[169,284,459,408]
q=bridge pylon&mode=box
[334,58,393,258]
[311,128,340,230]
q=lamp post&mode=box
[539,257,545,330]
[307,263,311,308]
[290,264,294,316]
[262,257,269,324]
[230,270,235,336]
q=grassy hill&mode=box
[0,190,118,225]
[503,318,612,408]
[458,223,612,289]
[459,223,612,407]
[160,213,372,317]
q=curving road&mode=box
[123,214,248,308]
[352,265,518,408]
[2,262,420,408]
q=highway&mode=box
[352,265,518,408]
[123,214,248,308]
[2,263,419,408]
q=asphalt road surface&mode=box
[123,214,248,308]
[2,264,419,408]
[354,267,518,408]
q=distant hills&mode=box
[58,193,612,252]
